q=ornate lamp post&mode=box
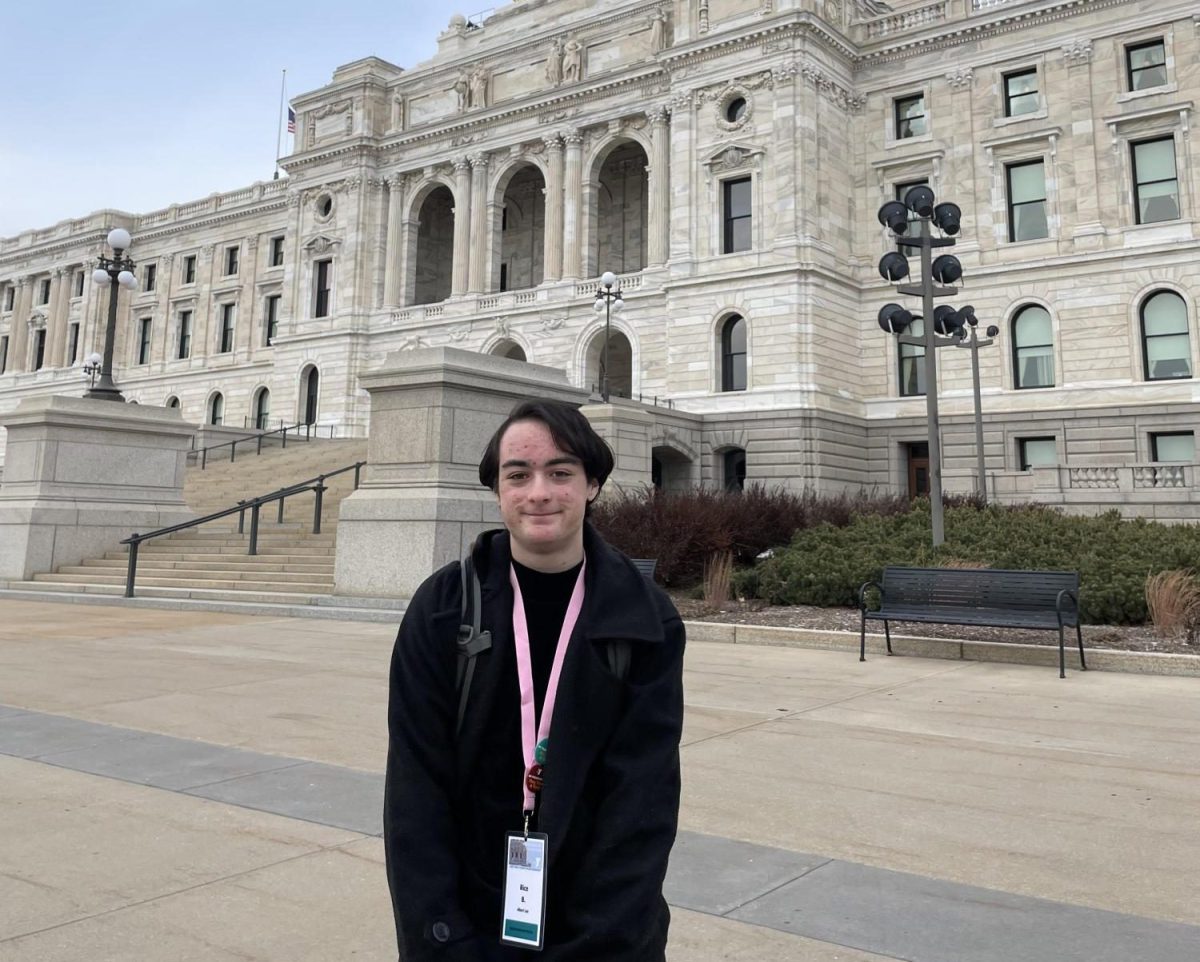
[592,270,625,402]
[85,228,138,402]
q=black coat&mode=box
[384,524,685,961]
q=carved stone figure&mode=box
[545,39,564,85]
[822,0,842,25]
[468,66,489,108]
[563,39,582,83]
[649,10,669,52]
[453,72,469,112]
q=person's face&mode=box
[496,419,599,562]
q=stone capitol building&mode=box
[1,0,1197,517]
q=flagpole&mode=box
[274,69,287,180]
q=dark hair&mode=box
[479,399,614,494]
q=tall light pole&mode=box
[952,306,1000,503]
[877,186,964,547]
[592,270,624,402]
[85,228,138,402]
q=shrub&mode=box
[1145,570,1200,643]
[591,485,917,587]
[747,501,1200,625]
[703,550,733,608]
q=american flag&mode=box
[287,107,296,134]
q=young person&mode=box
[384,399,685,960]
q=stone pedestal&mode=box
[579,402,654,494]
[0,396,194,580]
[334,348,589,599]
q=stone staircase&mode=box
[0,437,405,620]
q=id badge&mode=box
[500,831,548,950]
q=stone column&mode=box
[647,107,671,267]
[542,136,565,282]
[281,190,304,337]
[154,254,175,365]
[195,245,216,359]
[238,238,259,355]
[451,158,472,296]
[668,96,696,264]
[45,269,69,367]
[334,347,591,598]
[0,396,194,580]
[382,175,407,307]
[562,129,584,279]
[8,278,31,373]
[1062,42,1103,249]
[469,153,490,293]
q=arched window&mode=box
[492,340,526,362]
[720,315,747,392]
[722,448,746,493]
[302,366,320,424]
[1141,291,1192,381]
[254,388,272,431]
[208,392,224,426]
[165,396,180,409]
[1011,305,1055,389]
[899,316,925,397]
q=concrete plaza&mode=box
[1,598,1198,961]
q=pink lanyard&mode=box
[510,561,586,815]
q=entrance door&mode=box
[907,442,930,498]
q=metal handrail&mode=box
[192,421,337,469]
[120,460,367,598]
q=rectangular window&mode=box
[894,94,926,139]
[67,323,79,366]
[1151,432,1195,463]
[269,236,285,267]
[899,317,926,397]
[1127,39,1167,92]
[1018,437,1057,471]
[499,263,509,292]
[0,335,7,374]
[314,259,332,317]
[183,255,196,285]
[722,177,752,254]
[1006,160,1048,242]
[225,245,239,276]
[895,179,929,229]
[265,295,280,346]
[1003,69,1039,117]
[74,270,85,297]
[33,329,46,370]
[138,318,152,365]
[143,263,156,292]
[219,304,235,353]
[39,279,51,305]
[177,310,192,359]
[1132,137,1179,224]
[4,287,13,311]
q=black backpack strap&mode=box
[605,639,632,681]
[455,554,492,736]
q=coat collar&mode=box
[472,523,665,644]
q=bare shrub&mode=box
[1145,570,1200,643]
[940,558,992,569]
[703,550,733,609]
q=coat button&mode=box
[432,921,451,943]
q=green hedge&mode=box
[742,501,1200,625]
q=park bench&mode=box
[631,558,658,581]
[858,566,1085,678]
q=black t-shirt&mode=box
[461,558,584,910]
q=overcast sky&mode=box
[1,1,462,237]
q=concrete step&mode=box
[55,566,336,585]
[126,546,336,559]
[0,585,403,623]
[33,573,334,592]
[82,558,335,573]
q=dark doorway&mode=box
[906,442,930,498]
[303,367,319,425]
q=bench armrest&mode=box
[1055,589,1079,625]
[858,580,885,613]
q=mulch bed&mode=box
[667,594,1199,656]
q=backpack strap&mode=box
[455,554,492,736]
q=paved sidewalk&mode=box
[2,599,1199,960]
